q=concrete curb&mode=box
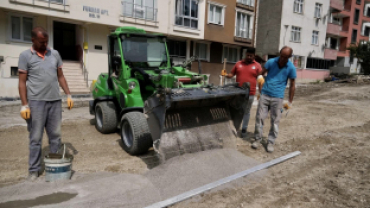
[0,96,92,113]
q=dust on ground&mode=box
[0,82,370,208]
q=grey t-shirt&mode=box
[18,48,63,101]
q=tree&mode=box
[347,41,370,75]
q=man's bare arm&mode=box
[259,68,268,76]
[57,68,71,95]
[288,79,295,103]
[18,72,28,105]
[225,73,235,78]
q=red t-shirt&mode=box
[231,60,262,95]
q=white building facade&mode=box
[0,0,206,97]
[256,0,332,82]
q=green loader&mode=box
[89,27,250,158]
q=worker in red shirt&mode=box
[222,49,262,138]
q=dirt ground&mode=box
[0,82,370,207]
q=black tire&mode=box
[95,101,117,134]
[121,112,153,155]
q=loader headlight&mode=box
[128,81,136,89]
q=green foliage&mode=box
[347,41,370,75]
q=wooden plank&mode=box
[145,151,301,208]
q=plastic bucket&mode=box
[44,144,72,182]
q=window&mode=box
[208,3,225,25]
[175,0,199,29]
[290,56,304,69]
[327,37,338,49]
[193,42,209,61]
[237,0,254,7]
[291,26,301,42]
[365,27,370,36]
[332,17,341,25]
[356,0,361,5]
[314,3,322,18]
[11,67,19,77]
[235,11,252,39]
[122,0,157,21]
[306,58,334,70]
[293,0,304,14]
[9,15,33,42]
[352,29,357,43]
[167,40,187,57]
[354,9,360,24]
[312,31,319,45]
[46,0,65,4]
[223,46,240,63]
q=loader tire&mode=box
[95,101,117,134]
[121,112,153,155]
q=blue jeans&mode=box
[242,95,255,131]
[26,100,62,172]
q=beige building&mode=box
[0,0,206,97]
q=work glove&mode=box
[20,104,31,120]
[283,101,293,110]
[256,92,261,100]
[221,69,227,76]
[67,94,74,110]
[257,75,265,86]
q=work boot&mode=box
[27,171,38,182]
[251,139,261,149]
[267,143,274,153]
[241,129,247,138]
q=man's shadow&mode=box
[40,142,79,176]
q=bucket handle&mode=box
[62,144,66,159]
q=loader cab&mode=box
[120,34,168,69]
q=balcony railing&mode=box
[327,23,341,35]
[9,0,69,11]
[330,0,344,11]
[235,28,253,39]
[122,2,157,21]
[236,0,254,11]
[324,48,338,60]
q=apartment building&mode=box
[0,0,207,97]
[189,0,257,85]
[256,0,332,82]
[329,0,370,74]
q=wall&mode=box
[255,0,283,57]
[296,69,330,83]
[0,0,206,40]
[204,0,254,47]
[86,24,109,83]
[0,0,207,97]
[0,10,47,97]
[279,0,330,62]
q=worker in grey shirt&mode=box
[18,27,74,181]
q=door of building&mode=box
[53,21,77,61]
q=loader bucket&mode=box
[144,84,250,160]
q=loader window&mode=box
[122,36,167,68]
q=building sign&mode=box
[83,6,109,19]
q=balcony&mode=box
[330,0,344,11]
[120,1,158,26]
[324,48,338,60]
[327,23,341,36]
[236,0,255,12]
[9,0,69,12]
[234,28,253,44]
